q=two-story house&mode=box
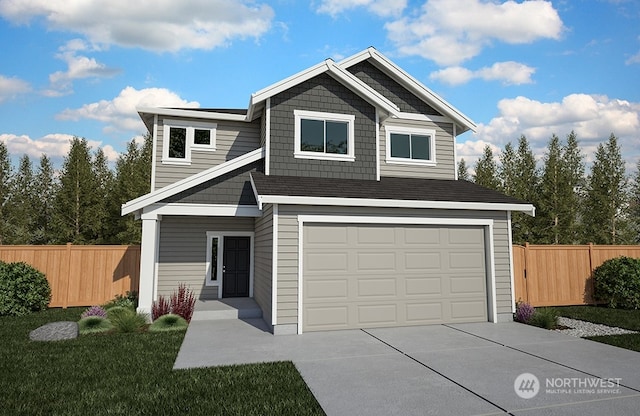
[122,47,534,335]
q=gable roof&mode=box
[250,172,535,215]
[137,47,475,135]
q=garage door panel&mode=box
[303,224,488,332]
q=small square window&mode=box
[194,129,211,146]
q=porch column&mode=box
[138,212,160,316]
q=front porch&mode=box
[191,297,263,321]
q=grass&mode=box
[556,305,640,353]
[0,308,324,416]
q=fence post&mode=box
[524,242,529,303]
[64,243,72,309]
[588,243,595,304]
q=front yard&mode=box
[556,306,640,352]
[0,308,324,416]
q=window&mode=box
[386,126,436,165]
[162,119,217,165]
[206,232,222,287]
[294,110,355,161]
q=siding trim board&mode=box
[145,203,261,217]
[272,204,279,326]
[296,214,497,334]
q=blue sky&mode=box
[0,0,639,174]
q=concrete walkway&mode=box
[174,319,640,415]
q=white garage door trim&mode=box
[297,215,497,334]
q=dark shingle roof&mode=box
[250,172,529,205]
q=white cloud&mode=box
[317,0,407,17]
[626,50,640,65]
[386,0,564,66]
[0,0,274,52]
[0,75,31,103]
[430,61,535,86]
[0,133,118,162]
[56,86,200,133]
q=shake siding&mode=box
[276,205,512,323]
[380,119,455,180]
[253,204,273,325]
[157,216,255,300]
[154,117,261,189]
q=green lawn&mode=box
[555,305,640,353]
[0,308,324,416]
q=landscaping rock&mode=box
[29,321,79,341]
[555,317,638,338]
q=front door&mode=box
[222,236,250,297]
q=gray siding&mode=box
[275,205,512,326]
[269,72,377,180]
[154,117,261,189]
[347,60,441,115]
[163,160,263,205]
[157,216,255,300]
[380,119,455,180]
[254,204,273,325]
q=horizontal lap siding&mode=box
[254,204,273,324]
[157,216,255,300]
[276,205,511,324]
[154,117,261,189]
[380,120,455,180]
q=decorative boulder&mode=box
[29,321,79,341]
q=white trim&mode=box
[375,110,380,181]
[252,192,536,215]
[507,211,516,313]
[122,147,265,215]
[453,124,458,180]
[161,119,217,165]
[204,231,255,299]
[138,107,248,122]
[205,231,223,289]
[144,203,261,217]
[150,114,158,192]
[271,204,279,326]
[251,60,331,105]
[138,216,160,315]
[385,125,437,166]
[295,215,496,334]
[293,110,355,161]
[265,98,271,176]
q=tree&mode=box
[498,142,517,196]
[562,131,586,243]
[583,134,631,244]
[5,155,36,244]
[511,135,540,244]
[631,160,640,243]
[474,145,500,190]
[32,155,57,244]
[0,142,12,244]
[91,148,115,243]
[457,158,470,181]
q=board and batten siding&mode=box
[154,116,261,189]
[380,119,456,180]
[275,205,513,328]
[253,204,273,326]
[156,216,255,300]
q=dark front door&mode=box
[222,236,250,297]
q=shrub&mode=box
[152,296,171,320]
[529,307,558,330]
[0,261,51,316]
[81,305,107,319]
[102,293,136,311]
[106,306,131,320]
[593,256,640,309]
[79,316,113,335]
[170,283,196,323]
[515,301,535,323]
[108,308,148,333]
[148,314,188,332]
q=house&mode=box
[122,47,535,335]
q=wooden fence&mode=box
[0,244,140,308]
[513,243,640,307]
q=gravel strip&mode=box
[555,317,638,338]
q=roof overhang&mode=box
[137,107,249,132]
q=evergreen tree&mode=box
[457,158,470,181]
[5,155,36,244]
[561,131,586,243]
[474,145,500,190]
[511,135,540,244]
[630,160,640,243]
[498,142,518,196]
[583,134,630,244]
[91,148,115,243]
[32,155,57,244]
[0,142,12,244]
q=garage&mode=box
[302,223,489,332]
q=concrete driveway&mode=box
[174,319,640,415]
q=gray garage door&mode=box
[302,224,488,332]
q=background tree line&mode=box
[0,135,151,245]
[459,131,640,245]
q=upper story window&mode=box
[294,110,355,161]
[385,125,436,166]
[162,119,217,165]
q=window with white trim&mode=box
[162,119,217,165]
[205,232,222,287]
[385,125,436,165]
[294,110,355,161]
